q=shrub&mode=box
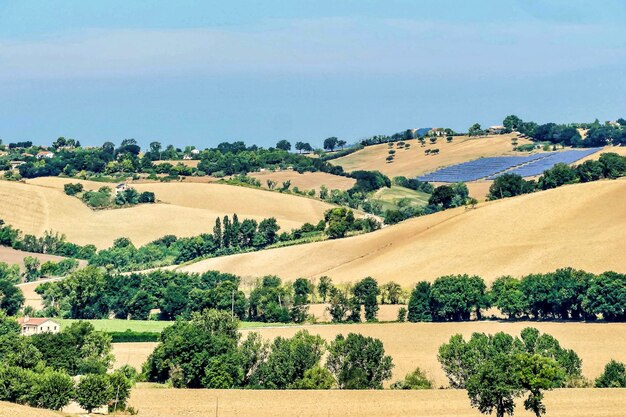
[595,360,626,388]
[108,330,159,343]
[390,367,433,390]
[397,307,407,322]
[63,183,84,196]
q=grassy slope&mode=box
[176,180,626,286]
[371,185,430,211]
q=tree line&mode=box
[408,269,626,322]
[488,152,626,200]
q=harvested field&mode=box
[177,180,626,286]
[331,134,532,178]
[0,402,60,417]
[127,387,626,417]
[18,278,62,310]
[250,170,356,191]
[112,321,626,386]
[431,180,493,202]
[2,179,339,248]
[0,246,82,271]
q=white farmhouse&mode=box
[17,317,61,335]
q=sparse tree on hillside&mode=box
[323,137,339,151]
[276,140,291,151]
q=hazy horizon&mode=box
[1,0,625,149]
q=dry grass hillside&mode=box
[331,134,530,178]
[1,179,338,248]
[126,387,626,417]
[0,246,78,271]
[250,170,356,191]
[178,180,626,285]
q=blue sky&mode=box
[1,0,625,148]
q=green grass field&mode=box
[371,186,430,212]
[57,319,298,333]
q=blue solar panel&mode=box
[417,148,602,183]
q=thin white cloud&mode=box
[0,17,623,79]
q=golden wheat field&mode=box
[176,180,626,286]
[124,387,626,417]
[0,178,339,248]
[331,134,533,178]
[250,170,356,191]
[112,321,626,387]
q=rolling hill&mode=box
[0,178,341,249]
[330,133,531,178]
[176,179,626,286]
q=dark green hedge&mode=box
[108,330,159,343]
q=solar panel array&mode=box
[418,148,602,183]
[494,148,602,178]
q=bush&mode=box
[390,367,433,390]
[0,366,34,404]
[29,370,75,410]
[595,360,626,388]
[397,307,407,322]
[64,183,84,196]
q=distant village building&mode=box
[183,154,193,160]
[428,128,446,137]
[22,152,34,157]
[190,149,200,155]
[36,151,55,159]
[9,161,25,170]
[17,317,60,336]
[487,125,506,135]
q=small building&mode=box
[190,149,200,155]
[487,125,506,135]
[182,154,193,160]
[22,152,34,157]
[115,182,128,194]
[36,151,55,159]
[9,160,24,170]
[17,317,60,336]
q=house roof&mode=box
[17,317,58,326]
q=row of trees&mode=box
[407,269,626,322]
[144,309,394,390]
[488,152,626,200]
[0,313,134,412]
[501,114,626,147]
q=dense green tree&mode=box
[576,160,604,182]
[324,207,355,239]
[0,275,24,315]
[323,137,339,151]
[428,185,456,208]
[275,140,292,151]
[538,163,578,189]
[488,174,535,200]
[465,353,521,417]
[598,152,626,178]
[468,123,484,136]
[326,333,393,389]
[248,276,291,323]
[490,276,525,319]
[251,330,325,389]
[595,360,626,388]
[407,281,432,322]
[317,276,333,302]
[503,115,522,132]
[75,374,112,413]
[352,277,379,321]
[144,310,242,388]
[582,271,626,321]
[327,287,351,323]
[430,275,489,321]
[29,370,75,411]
